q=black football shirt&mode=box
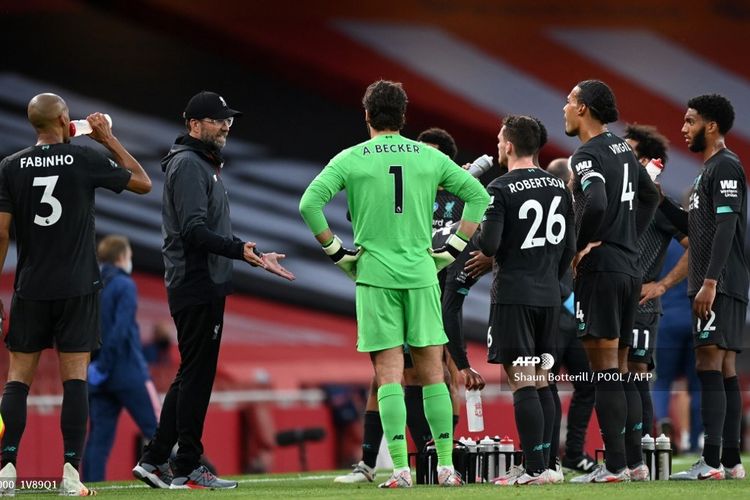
[571,131,643,277]
[637,210,685,314]
[687,148,749,302]
[0,143,131,299]
[483,167,574,306]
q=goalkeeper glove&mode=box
[430,233,468,272]
[322,235,362,281]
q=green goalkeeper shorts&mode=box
[355,283,448,352]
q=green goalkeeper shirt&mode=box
[299,133,490,289]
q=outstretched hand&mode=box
[261,252,295,281]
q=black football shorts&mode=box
[692,293,748,353]
[6,292,101,353]
[628,312,660,370]
[574,271,640,342]
[487,303,558,365]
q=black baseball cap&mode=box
[183,91,242,120]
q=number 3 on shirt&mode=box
[33,175,62,226]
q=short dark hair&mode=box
[531,116,548,149]
[687,94,735,135]
[624,123,670,164]
[502,115,541,157]
[417,127,457,159]
[577,79,619,124]
[362,80,408,131]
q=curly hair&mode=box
[502,115,541,157]
[624,123,669,164]
[577,79,619,124]
[687,94,735,135]
[417,127,457,159]
[362,80,408,131]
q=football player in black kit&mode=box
[623,124,688,441]
[660,94,748,480]
[564,80,659,483]
[0,93,151,496]
[478,115,575,485]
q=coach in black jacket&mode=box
[134,91,294,489]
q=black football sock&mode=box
[452,414,459,432]
[61,379,89,470]
[697,370,725,468]
[594,369,626,473]
[362,411,383,469]
[721,376,741,468]
[513,386,545,474]
[635,379,653,437]
[623,378,644,467]
[549,383,562,469]
[404,385,432,454]
[0,381,29,467]
[537,386,555,468]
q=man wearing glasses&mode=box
[133,91,294,489]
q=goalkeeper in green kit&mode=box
[299,80,489,488]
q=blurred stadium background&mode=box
[0,0,749,480]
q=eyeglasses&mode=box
[201,117,234,127]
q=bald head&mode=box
[27,93,68,130]
[546,157,572,184]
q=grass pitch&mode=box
[19,455,750,498]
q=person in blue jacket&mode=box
[83,235,160,482]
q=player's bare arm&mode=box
[86,113,151,194]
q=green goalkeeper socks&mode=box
[423,383,453,467]
[377,383,408,469]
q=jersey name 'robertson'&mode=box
[507,175,565,193]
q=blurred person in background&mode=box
[0,93,151,496]
[143,321,175,366]
[83,235,160,482]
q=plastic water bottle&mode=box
[465,389,484,432]
[468,154,493,178]
[655,434,671,480]
[479,435,496,482]
[498,435,514,476]
[645,158,664,182]
[70,114,112,137]
[642,434,655,480]
[464,437,478,483]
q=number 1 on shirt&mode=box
[389,165,403,214]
